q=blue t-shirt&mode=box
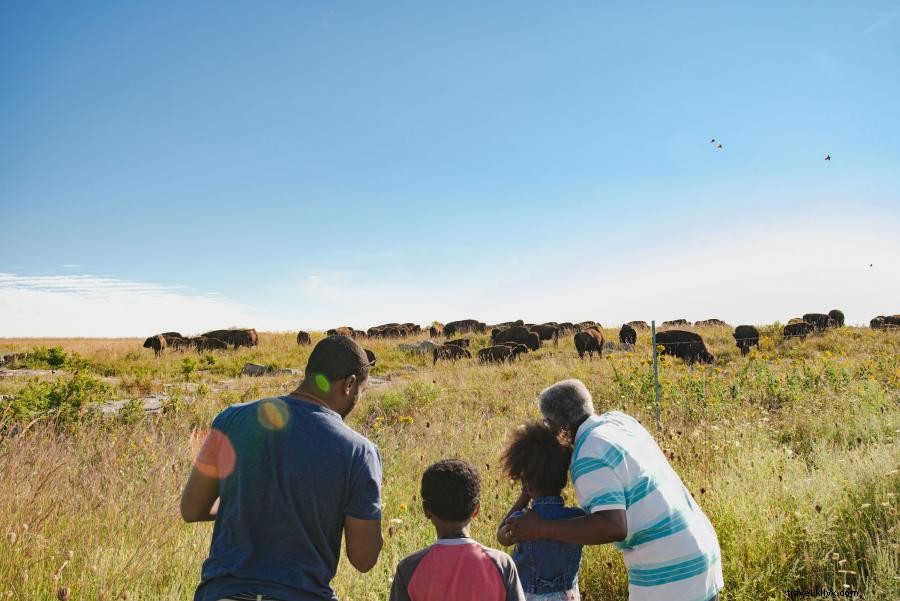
[194,395,382,601]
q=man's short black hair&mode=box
[500,421,572,494]
[305,335,371,383]
[421,459,480,522]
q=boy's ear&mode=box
[471,501,481,519]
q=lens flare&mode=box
[193,428,236,479]
[314,373,331,393]
[257,397,290,431]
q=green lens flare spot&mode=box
[314,373,331,393]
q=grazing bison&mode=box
[802,313,832,332]
[296,331,311,345]
[574,329,604,359]
[872,315,900,329]
[662,319,689,328]
[655,330,714,364]
[828,309,845,328]
[429,323,444,338]
[783,322,813,340]
[619,324,637,345]
[574,321,602,331]
[327,326,355,338]
[695,319,728,327]
[143,334,166,357]
[444,338,470,348]
[493,326,541,351]
[193,336,228,352]
[530,324,560,346]
[870,316,886,330]
[556,322,576,334]
[626,321,650,330]
[433,344,471,365]
[169,337,194,351]
[732,325,760,356]
[478,345,528,363]
[203,328,258,349]
[444,319,487,337]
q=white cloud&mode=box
[0,274,263,337]
[864,7,900,36]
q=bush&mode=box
[7,364,109,429]
[181,357,199,381]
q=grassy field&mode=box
[1,325,898,600]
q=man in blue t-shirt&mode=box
[181,335,383,601]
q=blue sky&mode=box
[1,1,899,336]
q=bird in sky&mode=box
[825,154,831,161]
[710,138,716,144]
[717,143,723,149]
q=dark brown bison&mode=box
[444,338,470,348]
[802,313,833,332]
[492,326,541,351]
[870,316,886,330]
[872,315,900,329]
[556,322,576,334]
[478,344,528,363]
[783,322,813,340]
[192,336,228,352]
[575,321,602,331]
[655,330,714,364]
[695,319,728,327]
[202,328,258,349]
[169,336,194,351]
[444,319,487,337]
[433,344,471,365]
[732,325,760,356]
[626,321,650,330]
[530,324,560,346]
[662,319,690,328]
[296,331,311,345]
[142,334,166,357]
[429,323,444,338]
[619,324,637,345]
[327,326,355,338]
[574,329,604,359]
[828,309,845,328]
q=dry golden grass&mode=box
[1,326,898,600]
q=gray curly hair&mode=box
[538,379,595,429]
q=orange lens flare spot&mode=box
[257,397,290,431]
[314,373,331,393]
[193,428,236,479]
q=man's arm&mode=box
[496,488,530,546]
[505,508,627,545]
[180,466,220,522]
[344,516,383,572]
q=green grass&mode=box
[0,327,898,600]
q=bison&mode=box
[327,326,355,338]
[433,344,471,365]
[626,321,650,330]
[142,334,166,357]
[429,323,444,338]
[478,344,528,363]
[802,313,833,333]
[444,319,487,337]
[529,324,560,346]
[661,319,689,328]
[695,319,728,327]
[444,338,470,348]
[732,325,760,356]
[619,324,637,345]
[828,309,845,328]
[192,336,228,352]
[655,330,714,364]
[296,331,311,345]
[493,326,541,351]
[783,322,813,340]
[203,328,258,349]
[574,329,604,359]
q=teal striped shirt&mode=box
[571,412,723,601]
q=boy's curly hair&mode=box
[421,459,481,521]
[500,421,573,494]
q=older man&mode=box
[504,379,723,601]
[181,335,383,601]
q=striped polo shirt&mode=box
[571,412,723,601]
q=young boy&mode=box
[390,459,526,601]
[497,422,585,601]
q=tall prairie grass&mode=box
[1,327,898,600]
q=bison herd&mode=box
[142,329,258,357]
[142,310,899,368]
